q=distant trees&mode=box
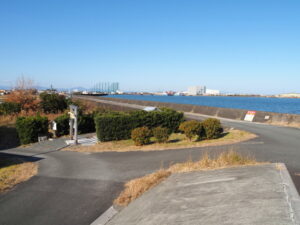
[6,76,39,113]
[39,93,68,114]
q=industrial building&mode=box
[187,86,206,95]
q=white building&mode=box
[206,89,220,95]
[187,86,206,96]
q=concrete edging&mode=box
[278,163,300,224]
[90,206,119,225]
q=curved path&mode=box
[0,112,300,225]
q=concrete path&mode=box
[106,164,300,225]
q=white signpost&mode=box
[69,105,78,145]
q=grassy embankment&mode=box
[114,150,265,206]
[65,129,256,152]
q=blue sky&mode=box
[0,0,299,94]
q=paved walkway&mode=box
[106,164,300,225]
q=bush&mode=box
[39,92,68,114]
[152,127,170,143]
[202,118,223,139]
[129,108,184,132]
[0,102,21,115]
[16,116,48,144]
[95,109,184,142]
[54,113,96,137]
[131,127,152,146]
[78,113,95,134]
[179,120,204,141]
[95,113,135,141]
[54,114,69,137]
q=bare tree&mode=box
[6,76,39,113]
[14,75,34,90]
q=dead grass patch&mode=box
[65,129,256,153]
[114,150,264,206]
[115,170,171,206]
[0,158,38,193]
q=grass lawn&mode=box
[0,157,38,193]
[65,129,257,153]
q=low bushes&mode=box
[0,102,21,115]
[179,120,205,141]
[179,119,223,141]
[202,118,223,139]
[95,109,183,142]
[152,127,170,143]
[131,127,152,146]
[16,116,48,144]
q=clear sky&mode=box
[0,0,299,94]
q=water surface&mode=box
[105,95,300,115]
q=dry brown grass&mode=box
[65,129,257,153]
[168,150,260,173]
[114,150,264,206]
[115,170,171,206]
[0,158,38,193]
[0,112,65,126]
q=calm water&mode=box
[105,95,300,115]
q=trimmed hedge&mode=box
[95,113,135,141]
[95,109,184,142]
[54,113,96,137]
[54,114,69,137]
[0,102,21,115]
[16,116,49,144]
[129,108,184,132]
[78,113,95,134]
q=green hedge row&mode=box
[16,116,49,144]
[54,113,95,137]
[95,109,184,142]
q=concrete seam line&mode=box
[90,206,118,225]
[278,163,300,225]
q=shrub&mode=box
[0,102,21,115]
[54,113,96,137]
[40,92,68,114]
[95,109,184,142]
[131,127,152,146]
[152,127,170,143]
[54,114,69,137]
[16,116,48,144]
[78,113,95,134]
[179,120,204,141]
[95,113,135,141]
[202,118,223,139]
[129,108,184,132]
